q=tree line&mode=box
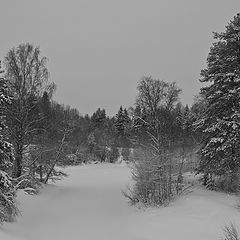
[0,42,197,221]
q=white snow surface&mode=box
[1,163,240,240]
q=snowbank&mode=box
[0,164,239,240]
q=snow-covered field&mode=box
[1,163,240,240]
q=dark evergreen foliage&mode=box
[0,62,18,222]
[195,13,240,182]
[0,63,13,170]
[114,106,132,147]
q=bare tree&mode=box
[164,82,182,111]
[136,76,167,117]
[4,43,55,177]
[44,130,68,184]
[124,77,184,206]
[135,76,181,151]
[136,76,181,115]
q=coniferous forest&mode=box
[0,11,240,240]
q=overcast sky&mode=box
[1,0,239,116]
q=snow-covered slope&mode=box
[1,163,240,240]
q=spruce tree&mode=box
[123,108,131,135]
[115,106,125,136]
[114,106,132,147]
[91,108,106,130]
[196,13,240,182]
[40,91,51,128]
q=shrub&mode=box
[222,223,240,240]
[94,146,107,162]
[0,171,18,222]
[203,170,240,193]
[217,171,240,193]
[109,147,119,163]
[124,149,183,207]
[122,148,130,162]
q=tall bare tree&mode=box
[136,76,167,117]
[4,43,55,177]
[135,76,181,152]
[165,82,182,111]
[125,77,183,206]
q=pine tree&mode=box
[196,13,240,182]
[181,105,191,135]
[91,108,106,130]
[115,106,125,136]
[0,62,13,170]
[123,108,131,135]
[176,104,194,153]
[114,106,132,147]
[87,132,96,153]
[0,61,18,222]
[40,91,51,129]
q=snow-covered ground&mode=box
[1,163,240,240]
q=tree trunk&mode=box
[13,142,24,178]
[13,153,23,178]
[39,165,43,182]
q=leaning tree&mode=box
[195,13,240,188]
[4,43,55,177]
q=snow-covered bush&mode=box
[25,138,68,184]
[124,149,183,207]
[222,223,240,240]
[122,148,130,162]
[0,61,18,222]
[108,147,119,163]
[217,171,240,193]
[93,146,107,162]
[65,154,79,165]
[0,171,18,222]
[202,170,240,193]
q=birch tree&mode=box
[4,43,55,177]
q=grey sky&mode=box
[1,0,239,116]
